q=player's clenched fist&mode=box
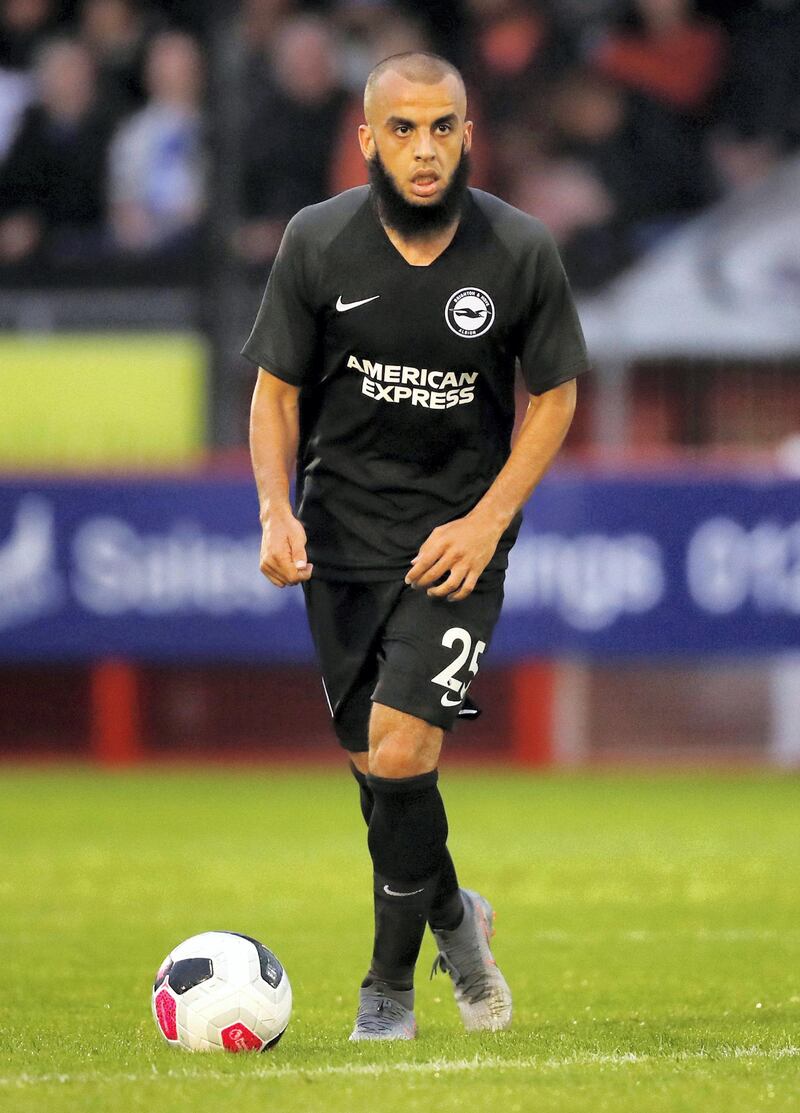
[405,511,503,602]
[259,510,313,587]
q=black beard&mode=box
[368,148,471,239]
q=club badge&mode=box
[445,287,495,338]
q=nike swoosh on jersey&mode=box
[383,884,425,897]
[440,691,464,708]
[336,294,381,312]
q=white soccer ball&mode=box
[152,931,292,1052]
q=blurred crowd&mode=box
[0,0,798,288]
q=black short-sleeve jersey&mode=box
[243,186,588,580]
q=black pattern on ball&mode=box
[225,931,284,988]
[261,1026,287,1052]
[167,957,214,995]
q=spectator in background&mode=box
[395,0,469,67]
[241,0,297,72]
[0,0,56,158]
[0,37,115,265]
[0,0,55,69]
[711,0,800,193]
[108,31,206,254]
[238,15,348,265]
[464,0,573,127]
[506,53,723,290]
[591,0,726,113]
[508,70,627,288]
[333,0,431,91]
[80,0,155,110]
[558,65,715,223]
[575,0,723,256]
[453,0,575,199]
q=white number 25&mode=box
[431,627,486,708]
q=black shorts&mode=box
[303,574,505,752]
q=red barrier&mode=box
[89,660,144,765]
[510,661,555,766]
[77,659,555,765]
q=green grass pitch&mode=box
[1,767,798,1112]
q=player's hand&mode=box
[259,510,313,587]
[405,511,504,602]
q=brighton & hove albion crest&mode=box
[445,287,495,338]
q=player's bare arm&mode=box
[249,368,312,587]
[407,377,577,601]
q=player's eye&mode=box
[435,123,452,134]
[395,124,412,136]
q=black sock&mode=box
[350,761,374,826]
[364,770,449,989]
[429,855,464,932]
[350,762,463,932]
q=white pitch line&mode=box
[2,1046,798,1088]
[527,929,800,944]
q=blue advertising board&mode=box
[0,470,798,662]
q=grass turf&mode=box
[0,767,798,1112]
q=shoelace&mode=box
[355,996,411,1034]
[430,950,493,1004]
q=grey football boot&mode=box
[349,982,417,1041]
[430,889,512,1031]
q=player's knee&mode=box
[368,729,440,778]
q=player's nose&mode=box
[413,130,436,160]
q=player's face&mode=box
[359,72,472,207]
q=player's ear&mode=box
[462,120,473,153]
[358,123,375,160]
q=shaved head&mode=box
[364,52,466,121]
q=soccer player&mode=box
[244,51,588,1040]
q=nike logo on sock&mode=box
[383,884,424,897]
[336,294,380,312]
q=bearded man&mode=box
[244,51,588,1040]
